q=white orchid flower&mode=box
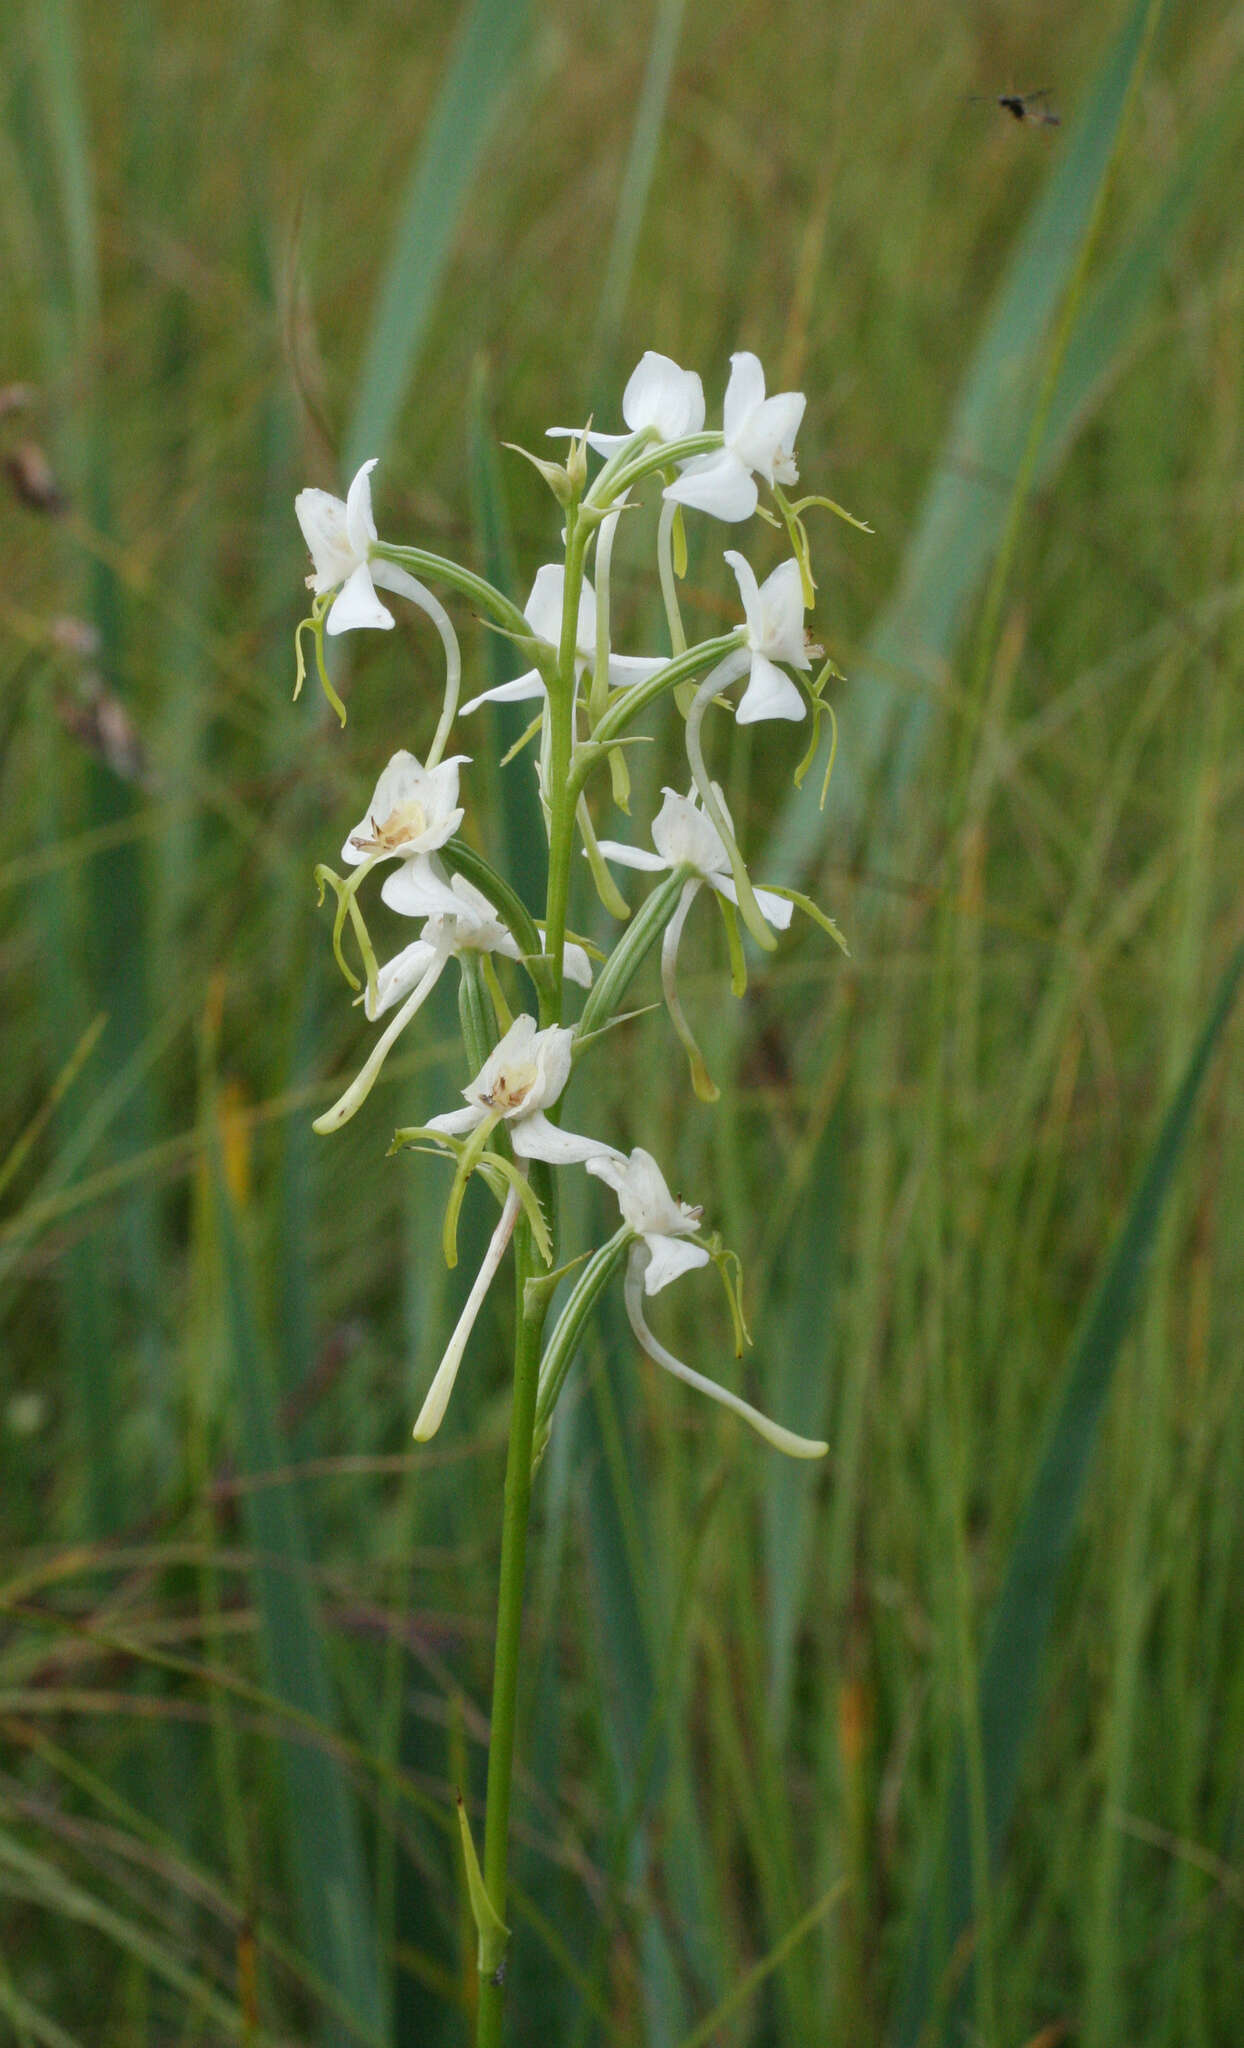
[594,787,791,1101]
[425,1015,614,1167]
[586,1148,827,1459]
[296,459,418,635]
[664,352,805,524]
[371,872,593,995]
[546,351,706,457]
[339,751,468,924]
[595,786,793,931]
[410,1017,618,1442]
[458,564,665,716]
[314,883,591,1136]
[724,550,815,723]
[585,1147,709,1293]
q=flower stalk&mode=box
[291,346,859,2037]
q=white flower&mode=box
[594,788,791,1102]
[586,1147,709,1293]
[425,1015,614,1167]
[724,551,814,723]
[369,873,593,1004]
[663,353,805,524]
[547,351,705,457]
[340,750,468,895]
[314,885,592,1135]
[410,1018,617,1445]
[595,786,793,933]
[296,459,422,636]
[585,1148,828,1458]
[458,564,665,715]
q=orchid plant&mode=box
[294,348,859,2044]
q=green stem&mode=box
[475,1216,543,2048]
[372,544,532,639]
[541,519,589,1016]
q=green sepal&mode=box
[772,483,873,605]
[793,686,840,800]
[499,709,544,768]
[705,1233,751,1355]
[456,1792,510,1979]
[389,1123,552,1265]
[439,1111,501,1266]
[293,599,348,726]
[572,1003,659,1059]
[766,885,851,957]
[314,856,383,1004]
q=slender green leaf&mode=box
[765,0,1212,886]
[211,1147,382,2047]
[344,0,531,474]
[895,934,1244,2045]
[590,0,688,370]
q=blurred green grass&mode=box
[2,0,1243,2043]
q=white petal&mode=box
[756,559,811,667]
[642,1234,710,1294]
[523,563,594,654]
[649,787,729,877]
[326,562,394,635]
[711,874,795,931]
[562,941,593,989]
[592,840,668,872]
[458,668,547,715]
[425,1104,487,1138]
[412,1187,520,1442]
[545,426,632,455]
[722,351,768,441]
[587,1145,701,1241]
[344,458,380,558]
[605,653,669,690]
[735,653,806,724]
[511,1113,615,1165]
[733,391,805,484]
[752,884,795,930]
[295,487,355,591]
[723,548,762,637]
[381,859,465,918]
[663,451,757,523]
[622,352,706,439]
[366,938,439,1019]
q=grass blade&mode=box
[764,0,1187,884]
[210,1141,383,2046]
[344,0,531,474]
[466,358,546,907]
[894,933,1244,2046]
[590,0,688,372]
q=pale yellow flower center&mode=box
[480,1064,536,1114]
[351,799,429,853]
